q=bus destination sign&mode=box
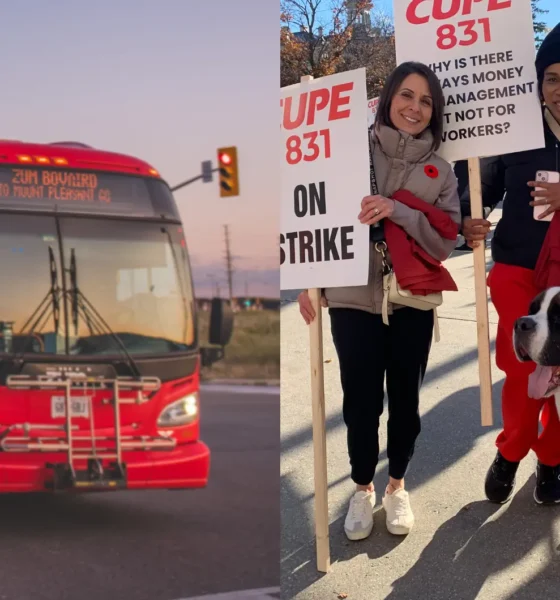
[0,168,112,204]
[0,166,158,216]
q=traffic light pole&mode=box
[170,167,221,193]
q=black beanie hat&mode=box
[536,23,560,89]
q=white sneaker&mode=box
[382,488,414,535]
[344,490,376,541]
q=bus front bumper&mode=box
[0,441,210,492]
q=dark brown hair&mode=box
[374,61,445,151]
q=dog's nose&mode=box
[515,317,537,332]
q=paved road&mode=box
[0,386,280,600]
[281,208,560,599]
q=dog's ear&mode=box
[548,291,560,326]
[529,291,547,316]
[550,290,560,311]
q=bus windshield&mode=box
[0,214,196,357]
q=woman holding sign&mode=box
[460,23,560,506]
[298,62,461,540]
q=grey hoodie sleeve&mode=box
[388,167,461,262]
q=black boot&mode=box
[485,451,519,503]
[534,463,560,505]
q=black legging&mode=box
[329,306,433,485]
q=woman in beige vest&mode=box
[298,62,461,541]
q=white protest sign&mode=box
[367,97,379,127]
[280,68,370,291]
[394,0,545,162]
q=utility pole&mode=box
[207,274,221,298]
[224,225,234,300]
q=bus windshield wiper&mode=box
[12,247,142,378]
[13,247,61,356]
[68,248,142,377]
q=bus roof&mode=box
[0,140,161,178]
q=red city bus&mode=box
[0,140,232,493]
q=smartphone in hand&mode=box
[534,170,560,222]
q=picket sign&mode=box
[299,74,331,574]
[367,96,379,127]
[282,68,369,572]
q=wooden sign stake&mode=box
[468,157,493,426]
[300,74,331,574]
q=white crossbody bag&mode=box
[375,241,441,342]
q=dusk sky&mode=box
[0,0,278,299]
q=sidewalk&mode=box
[280,208,560,600]
[179,588,281,600]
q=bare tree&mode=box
[280,0,373,87]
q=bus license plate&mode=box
[51,396,91,419]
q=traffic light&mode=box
[201,160,213,183]
[217,146,239,197]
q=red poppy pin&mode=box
[424,165,439,179]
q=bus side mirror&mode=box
[208,298,234,346]
[200,298,234,369]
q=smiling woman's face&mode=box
[542,63,560,122]
[389,73,433,136]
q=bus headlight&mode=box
[157,393,199,426]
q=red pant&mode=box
[488,262,560,466]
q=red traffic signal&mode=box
[217,146,239,197]
[219,152,232,165]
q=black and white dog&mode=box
[514,286,560,412]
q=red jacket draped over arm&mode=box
[385,189,459,296]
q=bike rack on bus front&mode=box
[0,374,177,491]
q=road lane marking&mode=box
[201,384,279,395]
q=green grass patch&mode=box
[198,309,279,382]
